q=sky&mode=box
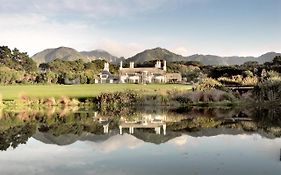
[0,0,280,58]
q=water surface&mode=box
[0,107,280,175]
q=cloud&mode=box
[168,135,188,146]
[0,0,170,19]
[172,46,189,56]
[0,13,100,55]
[84,133,144,153]
[0,0,167,56]
[0,12,145,57]
[96,39,145,58]
[0,134,145,174]
[1,0,279,57]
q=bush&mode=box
[97,90,139,107]
[195,77,222,90]
[267,70,281,81]
[218,75,258,86]
[172,93,192,104]
[171,89,236,104]
[42,97,56,106]
[254,80,281,101]
[241,76,258,86]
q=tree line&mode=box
[1,46,281,88]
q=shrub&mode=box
[172,89,236,104]
[97,90,139,107]
[218,75,259,86]
[267,70,281,81]
[195,77,222,90]
[172,93,192,104]
[43,97,57,106]
[241,76,258,86]
[254,80,281,101]
[58,96,70,106]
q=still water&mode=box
[0,107,280,175]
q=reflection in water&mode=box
[119,114,167,135]
[0,106,281,175]
[0,134,281,175]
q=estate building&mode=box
[95,60,182,84]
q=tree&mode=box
[0,66,23,84]
[0,46,37,72]
[272,56,281,65]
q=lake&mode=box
[0,106,280,175]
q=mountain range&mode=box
[31,47,281,65]
[32,47,120,64]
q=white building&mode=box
[94,62,118,83]
[95,60,182,84]
[119,60,181,83]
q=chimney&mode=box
[119,61,123,70]
[130,62,134,68]
[104,62,109,71]
[163,60,167,71]
[156,60,161,69]
[155,60,160,68]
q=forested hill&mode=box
[126,47,281,65]
[32,47,122,64]
[32,46,281,66]
[32,47,88,64]
[80,49,122,64]
[127,47,185,63]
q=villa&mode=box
[95,60,182,84]
[94,62,119,83]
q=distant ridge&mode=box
[32,46,281,65]
[32,47,87,64]
[186,52,281,65]
[80,49,121,64]
[257,52,281,64]
[32,47,121,64]
[127,47,185,63]
[127,47,281,65]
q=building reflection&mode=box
[119,114,167,135]
[92,112,171,135]
[93,112,110,134]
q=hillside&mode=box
[186,54,256,65]
[186,52,281,65]
[127,47,185,63]
[257,52,281,64]
[32,47,122,64]
[80,49,121,64]
[32,47,87,64]
[32,46,281,65]
[127,47,280,65]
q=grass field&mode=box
[0,84,191,100]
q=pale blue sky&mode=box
[0,0,280,57]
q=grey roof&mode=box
[100,70,112,76]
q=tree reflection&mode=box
[0,123,36,151]
[0,106,280,150]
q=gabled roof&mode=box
[100,70,112,76]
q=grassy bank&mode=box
[0,84,191,101]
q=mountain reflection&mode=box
[0,106,281,151]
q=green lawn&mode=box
[0,84,191,100]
